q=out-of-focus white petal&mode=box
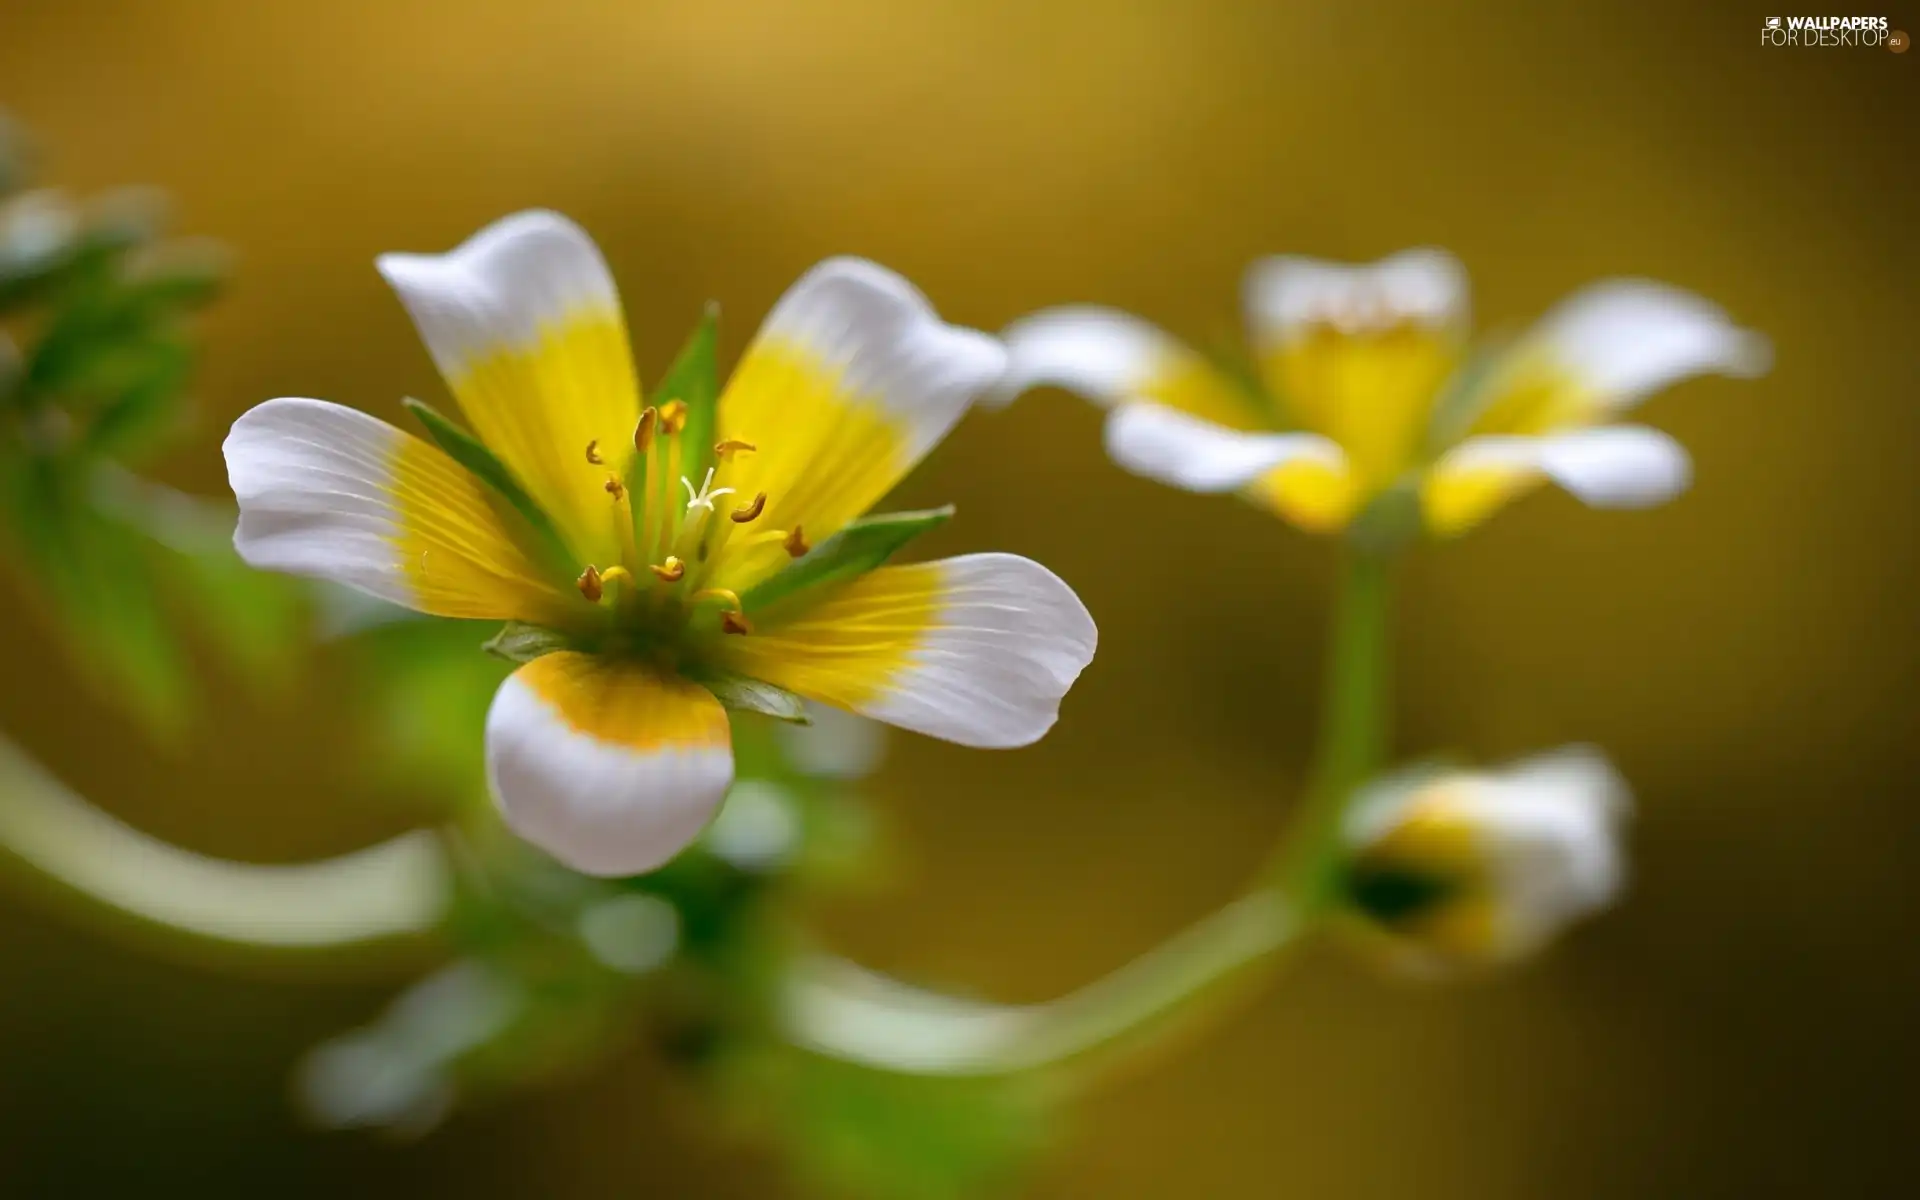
[1244,248,1470,344]
[1423,425,1692,535]
[1523,279,1771,411]
[997,306,1183,406]
[996,306,1263,429]
[1104,402,1346,493]
[485,653,734,877]
[1342,746,1631,968]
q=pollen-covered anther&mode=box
[576,565,604,602]
[649,556,686,583]
[658,400,688,435]
[783,524,809,557]
[604,476,626,500]
[730,491,767,523]
[720,610,754,636]
[585,439,603,465]
[633,406,658,454]
[714,438,757,459]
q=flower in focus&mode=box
[998,251,1769,536]
[225,211,1096,876]
[1337,747,1629,971]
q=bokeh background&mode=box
[2,0,1916,1195]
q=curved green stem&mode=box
[786,546,1399,1078]
[783,889,1295,1083]
[0,734,449,954]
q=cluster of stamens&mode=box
[571,400,810,636]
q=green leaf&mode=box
[403,397,575,576]
[742,506,954,614]
[654,302,720,484]
[692,669,810,724]
[482,621,574,665]
[1,459,191,740]
[91,470,306,689]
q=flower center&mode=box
[570,403,807,643]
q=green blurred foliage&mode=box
[0,113,301,738]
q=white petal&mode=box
[1105,402,1346,493]
[747,255,1007,462]
[1525,279,1771,410]
[485,654,734,877]
[375,209,624,375]
[1244,248,1469,344]
[226,398,417,608]
[995,306,1186,408]
[1437,425,1692,509]
[224,397,567,621]
[861,554,1097,749]
[1460,747,1632,940]
[719,554,1097,751]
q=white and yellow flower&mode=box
[999,251,1769,536]
[1338,747,1630,971]
[225,211,1096,877]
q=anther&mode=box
[658,400,688,434]
[714,438,757,459]
[730,491,767,523]
[720,610,754,636]
[649,556,686,583]
[576,565,604,602]
[633,407,658,454]
[604,476,626,501]
[599,566,636,588]
[585,439,603,465]
[783,524,809,558]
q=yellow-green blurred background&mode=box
[2,0,1916,1194]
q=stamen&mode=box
[633,407,658,454]
[690,587,744,611]
[720,610,754,636]
[714,438,757,459]
[576,565,604,602]
[604,476,626,501]
[599,566,636,588]
[649,557,686,583]
[730,492,767,523]
[658,400,688,435]
[783,524,810,558]
[585,439,603,465]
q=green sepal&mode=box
[481,621,576,665]
[403,397,575,577]
[691,668,811,725]
[742,506,954,614]
[655,302,720,482]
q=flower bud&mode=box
[1338,746,1629,972]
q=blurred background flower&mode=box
[1337,747,1629,972]
[1,2,1917,1198]
[997,251,1766,538]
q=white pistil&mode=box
[680,468,736,514]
